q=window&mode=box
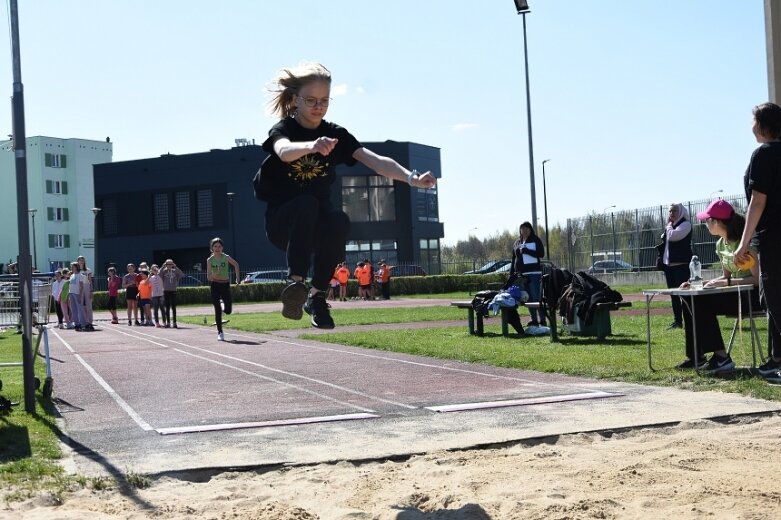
[344,240,398,267]
[46,207,69,221]
[175,191,191,229]
[196,189,213,227]
[48,234,70,248]
[44,153,67,168]
[45,180,68,194]
[419,238,440,275]
[341,175,395,222]
[416,186,439,222]
[153,193,170,231]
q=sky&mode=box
[0,1,770,245]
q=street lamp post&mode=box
[227,192,237,258]
[603,205,617,263]
[28,208,37,269]
[91,207,101,287]
[542,159,550,259]
[513,0,538,231]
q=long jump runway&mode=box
[47,322,781,477]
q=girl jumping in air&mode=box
[255,61,437,329]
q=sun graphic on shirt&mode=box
[289,155,327,183]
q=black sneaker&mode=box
[676,357,707,370]
[281,281,308,320]
[526,320,539,327]
[764,370,781,383]
[702,354,735,374]
[757,358,781,377]
[304,292,335,329]
[666,322,683,330]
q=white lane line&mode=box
[156,413,380,435]
[425,391,622,413]
[106,327,410,411]
[230,332,603,393]
[51,330,154,431]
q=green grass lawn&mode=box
[0,329,70,501]
[178,305,466,332]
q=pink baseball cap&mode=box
[696,199,734,221]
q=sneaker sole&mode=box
[757,366,781,377]
[281,283,308,320]
[705,362,735,374]
[311,318,335,330]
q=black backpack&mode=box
[471,290,499,318]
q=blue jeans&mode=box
[525,273,544,324]
[68,293,86,327]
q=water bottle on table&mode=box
[689,255,703,289]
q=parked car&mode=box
[463,260,511,275]
[178,275,205,287]
[243,270,288,284]
[389,265,427,277]
[587,260,634,274]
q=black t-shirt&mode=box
[257,117,362,204]
[744,141,781,242]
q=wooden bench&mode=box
[450,301,520,337]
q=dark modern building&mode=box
[93,141,443,278]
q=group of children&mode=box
[121,260,184,328]
[50,258,185,330]
[326,259,392,302]
[50,256,95,331]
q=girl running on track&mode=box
[206,237,241,342]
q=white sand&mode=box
[4,413,781,519]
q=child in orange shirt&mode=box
[137,270,154,326]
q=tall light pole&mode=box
[91,207,101,286]
[28,208,37,269]
[513,0,538,231]
[226,192,237,258]
[10,0,37,413]
[541,159,550,259]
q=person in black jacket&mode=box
[735,102,781,379]
[659,203,693,329]
[510,222,546,326]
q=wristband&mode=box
[407,169,418,185]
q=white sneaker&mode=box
[217,332,225,342]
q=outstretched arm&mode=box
[273,136,338,163]
[735,191,767,263]
[353,147,437,189]
[228,256,241,284]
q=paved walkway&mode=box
[45,295,779,478]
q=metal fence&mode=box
[564,194,746,272]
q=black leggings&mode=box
[163,290,178,324]
[210,281,232,333]
[54,300,64,325]
[265,194,350,291]
[759,244,781,360]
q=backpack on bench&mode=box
[471,290,499,318]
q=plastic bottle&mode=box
[689,255,703,289]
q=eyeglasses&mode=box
[298,96,331,108]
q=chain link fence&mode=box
[564,194,746,272]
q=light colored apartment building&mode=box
[0,136,112,272]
